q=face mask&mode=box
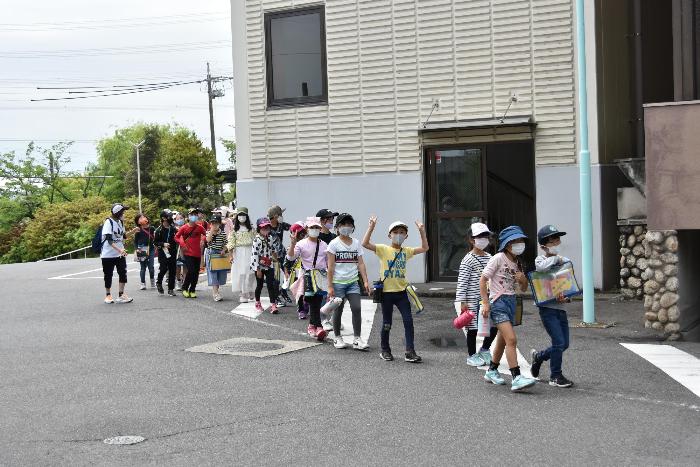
[174,219,184,226]
[510,243,526,256]
[189,215,198,223]
[338,226,354,237]
[474,238,489,250]
[391,233,406,245]
[307,229,320,238]
[546,245,560,255]
[237,215,247,223]
[325,223,334,230]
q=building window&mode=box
[264,6,327,108]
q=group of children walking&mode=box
[100,202,574,392]
[455,221,574,391]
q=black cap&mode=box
[188,207,201,215]
[335,213,355,227]
[537,225,567,245]
[316,209,339,218]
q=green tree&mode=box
[221,138,236,168]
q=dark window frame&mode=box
[264,5,328,109]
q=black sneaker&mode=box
[167,290,176,297]
[549,375,574,388]
[530,349,543,379]
[156,282,164,294]
[404,350,422,363]
[379,351,394,361]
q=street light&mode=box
[130,140,146,213]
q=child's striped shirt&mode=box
[455,251,491,329]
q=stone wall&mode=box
[642,230,680,340]
[619,225,647,300]
[619,225,680,340]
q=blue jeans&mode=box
[139,252,155,283]
[537,307,569,377]
[380,291,414,352]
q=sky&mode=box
[0,0,235,171]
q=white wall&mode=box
[535,164,606,290]
[236,171,428,283]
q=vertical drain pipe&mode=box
[575,0,596,323]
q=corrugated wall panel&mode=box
[243,0,577,178]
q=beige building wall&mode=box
[238,0,577,179]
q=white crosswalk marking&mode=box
[453,302,533,378]
[230,298,270,319]
[621,343,700,398]
[333,299,377,345]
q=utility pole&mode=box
[207,62,216,156]
[130,140,146,213]
[575,0,595,324]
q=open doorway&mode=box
[424,141,536,281]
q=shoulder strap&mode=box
[312,240,320,268]
[381,247,403,282]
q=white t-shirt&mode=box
[327,237,363,284]
[101,218,125,259]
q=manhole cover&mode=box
[186,337,321,358]
[217,342,285,353]
[103,436,145,445]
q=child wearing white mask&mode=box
[362,216,429,363]
[480,225,537,392]
[228,208,256,302]
[455,223,498,366]
[530,225,574,388]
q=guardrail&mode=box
[39,245,93,262]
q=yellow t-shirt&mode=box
[375,244,415,292]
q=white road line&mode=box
[48,262,139,280]
[333,299,377,345]
[230,298,271,319]
[452,303,532,378]
[621,343,700,398]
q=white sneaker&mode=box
[139,283,146,290]
[175,282,182,291]
[239,295,249,303]
[322,320,333,332]
[104,295,114,304]
[115,294,133,304]
[353,337,369,350]
[334,336,347,349]
[214,294,223,302]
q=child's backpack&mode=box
[92,218,114,254]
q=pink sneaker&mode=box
[315,327,327,341]
[270,303,279,314]
[307,325,316,337]
[254,302,263,312]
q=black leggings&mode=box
[305,294,323,327]
[102,256,128,290]
[332,294,362,337]
[182,255,201,293]
[157,253,177,291]
[466,327,498,356]
[255,268,277,303]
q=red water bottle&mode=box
[453,303,476,329]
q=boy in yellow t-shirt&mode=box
[362,216,429,363]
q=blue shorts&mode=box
[332,280,360,298]
[490,295,516,325]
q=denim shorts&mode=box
[490,295,516,325]
[332,280,360,298]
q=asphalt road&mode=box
[1,258,699,466]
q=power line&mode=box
[0,40,231,59]
[38,79,202,90]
